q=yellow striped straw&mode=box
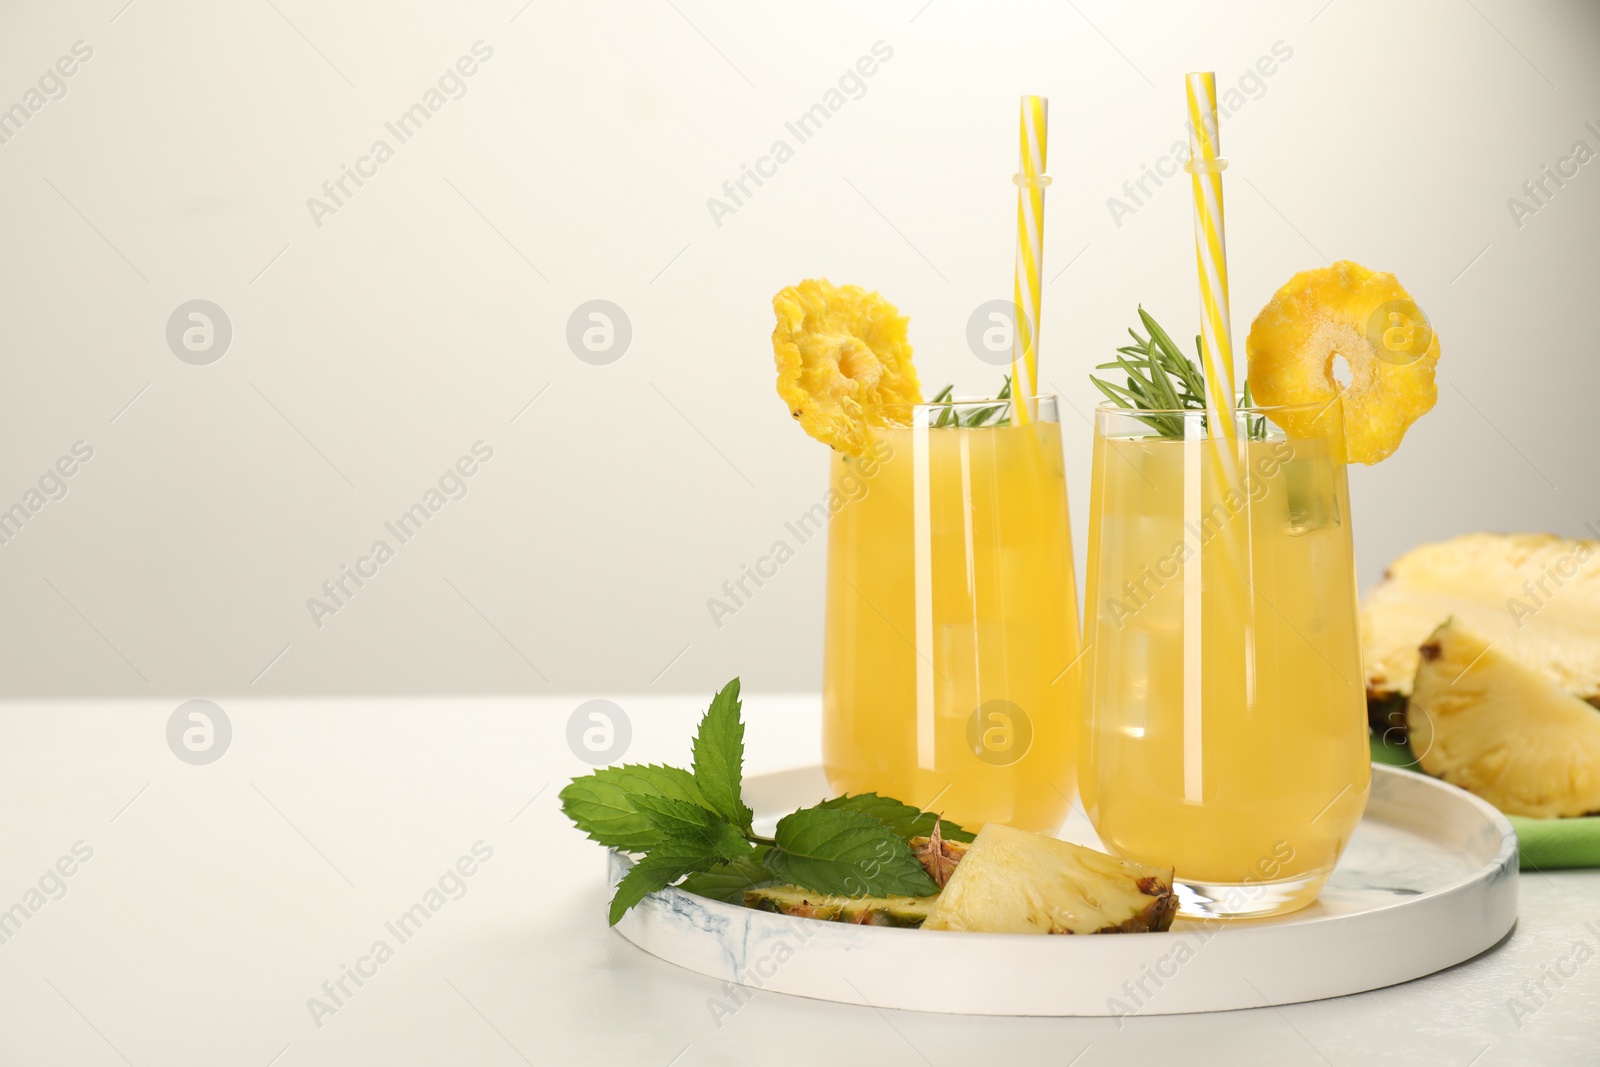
[1010,95,1049,426]
[1183,72,1237,443]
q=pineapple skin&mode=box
[743,886,936,927]
[1408,619,1600,818]
[1100,879,1180,934]
[740,836,969,928]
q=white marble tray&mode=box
[609,763,1518,1016]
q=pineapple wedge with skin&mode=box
[1363,532,1600,737]
[744,885,937,927]
[924,824,1177,935]
[740,836,965,928]
[1409,619,1600,818]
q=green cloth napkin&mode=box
[1370,733,1600,869]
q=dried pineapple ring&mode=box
[772,279,922,456]
[1245,261,1439,464]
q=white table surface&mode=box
[1,694,1594,1067]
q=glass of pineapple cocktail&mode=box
[1080,399,1369,917]
[822,395,1082,833]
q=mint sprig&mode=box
[609,837,741,925]
[691,678,753,833]
[765,807,937,898]
[558,765,707,851]
[559,678,969,923]
[678,846,773,904]
[819,792,976,843]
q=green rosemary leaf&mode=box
[1090,376,1177,437]
[1127,351,1182,412]
[1143,310,1205,403]
[1089,376,1143,407]
[927,384,953,428]
[967,374,1013,426]
[923,377,1013,429]
[1090,308,1217,440]
[1241,380,1267,441]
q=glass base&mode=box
[1174,871,1328,920]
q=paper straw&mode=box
[1010,95,1050,425]
[1181,74,1248,804]
[1183,72,1237,441]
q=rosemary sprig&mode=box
[960,375,1012,427]
[927,383,956,428]
[925,376,1014,429]
[1240,379,1267,440]
[1090,307,1266,440]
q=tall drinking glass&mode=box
[822,396,1081,832]
[1080,402,1369,918]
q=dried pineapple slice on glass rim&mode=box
[771,279,923,457]
[1245,260,1439,465]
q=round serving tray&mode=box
[610,763,1518,1016]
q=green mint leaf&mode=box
[764,806,939,898]
[679,845,773,904]
[691,678,753,832]
[632,795,753,864]
[560,764,708,851]
[607,836,724,925]
[818,793,976,843]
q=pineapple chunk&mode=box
[1409,619,1600,818]
[923,824,1176,935]
[1363,533,1600,736]
[744,885,936,927]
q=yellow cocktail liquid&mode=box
[1081,430,1369,909]
[822,418,1081,833]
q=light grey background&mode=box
[1,0,1596,697]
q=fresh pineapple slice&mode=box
[1363,533,1600,737]
[771,279,922,457]
[1409,619,1600,818]
[744,885,937,927]
[1246,261,1438,464]
[923,824,1176,935]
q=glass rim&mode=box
[1092,398,1336,418]
[881,393,1059,412]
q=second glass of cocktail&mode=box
[821,395,1082,833]
[1080,400,1370,917]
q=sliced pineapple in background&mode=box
[923,824,1176,935]
[743,885,937,927]
[1409,619,1600,818]
[1363,533,1600,736]
[1246,260,1438,464]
